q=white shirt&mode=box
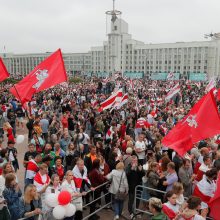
[0,176,5,196]
[61,180,78,194]
[8,151,15,162]
[79,133,90,145]
[135,141,146,160]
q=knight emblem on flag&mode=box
[32,69,49,90]
[183,115,198,128]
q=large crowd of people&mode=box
[0,77,219,220]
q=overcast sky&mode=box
[1,0,220,54]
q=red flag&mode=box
[162,91,220,156]
[0,57,9,82]
[217,88,220,102]
[10,49,67,103]
[209,174,220,220]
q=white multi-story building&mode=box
[1,52,92,76]
[1,1,220,79]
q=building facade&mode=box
[1,3,220,79]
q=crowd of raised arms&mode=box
[0,77,219,220]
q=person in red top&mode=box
[61,113,69,130]
[3,122,14,143]
[52,156,65,181]
[88,159,105,220]
[195,155,212,182]
[119,120,126,140]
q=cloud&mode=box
[0,0,220,53]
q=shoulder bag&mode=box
[115,171,127,201]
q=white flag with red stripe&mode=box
[135,117,150,128]
[206,78,216,92]
[99,88,123,112]
[119,93,128,107]
[106,126,114,140]
[193,175,216,208]
[167,72,175,80]
[91,99,98,108]
[165,83,180,102]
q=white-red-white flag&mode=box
[120,94,128,107]
[99,88,123,112]
[167,72,174,80]
[135,117,150,128]
[206,78,216,92]
[106,126,114,140]
[91,99,98,108]
[165,83,180,102]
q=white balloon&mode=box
[65,203,76,217]
[16,135,25,144]
[53,205,66,219]
[45,194,58,208]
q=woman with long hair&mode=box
[0,162,18,192]
[2,173,22,220]
[3,122,14,143]
[21,184,42,220]
[142,162,160,201]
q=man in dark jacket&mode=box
[84,146,97,173]
[126,155,145,219]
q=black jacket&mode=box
[126,164,145,192]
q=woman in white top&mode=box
[61,170,86,213]
[44,174,61,219]
[173,182,185,207]
[162,190,181,220]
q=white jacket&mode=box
[106,169,128,194]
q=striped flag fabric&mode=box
[106,126,114,140]
[165,83,180,102]
[120,93,128,107]
[111,93,128,110]
[205,78,216,92]
[135,117,150,128]
[91,99,98,108]
[193,175,216,208]
[99,88,123,112]
[167,72,174,80]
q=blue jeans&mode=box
[113,198,124,216]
